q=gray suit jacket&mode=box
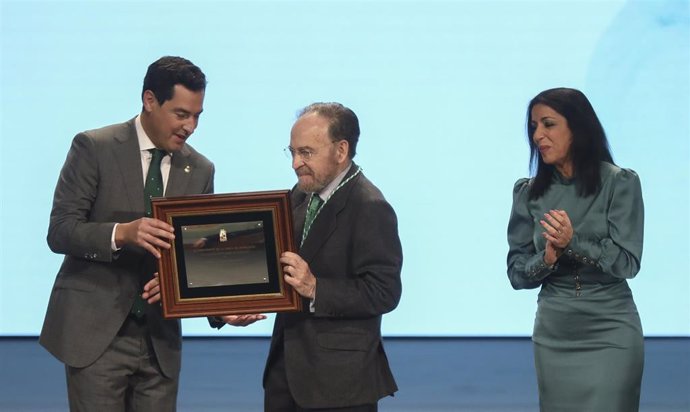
[264,164,403,408]
[40,118,214,378]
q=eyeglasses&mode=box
[284,141,337,162]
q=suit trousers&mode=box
[264,344,377,412]
[65,315,178,412]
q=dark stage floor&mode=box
[1,337,688,411]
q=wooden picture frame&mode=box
[152,190,302,318]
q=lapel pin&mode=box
[184,165,191,173]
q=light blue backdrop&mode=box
[1,0,688,336]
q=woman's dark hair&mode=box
[526,87,614,199]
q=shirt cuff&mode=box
[111,223,121,252]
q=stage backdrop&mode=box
[1,0,688,336]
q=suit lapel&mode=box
[165,146,192,197]
[298,166,361,262]
[110,118,195,212]
[112,119,145,214]
[292,190,309,248]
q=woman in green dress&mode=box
[507,88,644,411]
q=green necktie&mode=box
[303,194,323,241]
[144,149,166,217]
[131,148,166,318]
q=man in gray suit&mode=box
[263,102,403,411]
[40,56,213,411]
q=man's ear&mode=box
[336,140,349,163]
[142,90,157,113]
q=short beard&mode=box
[295,165,322,193]
[297,178,326,193]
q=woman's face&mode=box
[531,103,573,177]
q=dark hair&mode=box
[526,87,614,199]
[142,56,206,106]
[298,102,360,159]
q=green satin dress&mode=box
[507,162,644,412]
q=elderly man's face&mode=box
[288,113,348,193]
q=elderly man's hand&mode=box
[280,252,316,299]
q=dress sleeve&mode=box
[564,168,644,279]
[507,178,556,290]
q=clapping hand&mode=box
[540,209,573,265]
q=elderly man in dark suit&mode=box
[264,102,404,411]
[40,56,213,411]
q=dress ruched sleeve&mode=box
[507,178,556,290]
[564,168,644,279]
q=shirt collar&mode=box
[316,162,352,201]
[135,114,170,156]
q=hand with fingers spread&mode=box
[115,217,175,258]
[540,209,573,249]
[221,314,267,327]
[280,251,316,299]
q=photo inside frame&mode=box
[171,210,282,299]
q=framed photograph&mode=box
[152,190,302,318]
